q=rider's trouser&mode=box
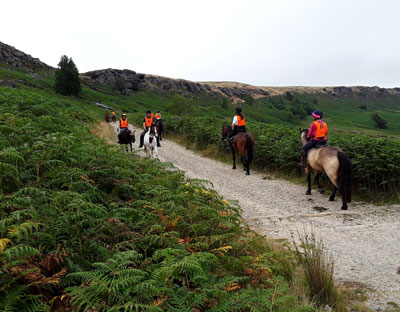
[228,126,246,141]
[139,127,149,147]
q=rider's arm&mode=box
[308,123,316,139]
[232,116,237,130]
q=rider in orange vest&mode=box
[118,113,131,143]
[300,110,328,167]
[227,107,247,149]
[139,110,161,148]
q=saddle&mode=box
[306,141,328,157]
[119,128,131,136]
[230,131,247,142]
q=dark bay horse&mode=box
[155,120,164,141]
[300,129,352,210]
[118,129,136,152]
[222,125,254,175]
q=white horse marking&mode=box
[144,127,158,158]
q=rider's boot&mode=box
[226,137,233,151]
[299,150,307,168]
[139,133,144,148]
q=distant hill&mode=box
[2,40,400,102]
[1,40,400,137]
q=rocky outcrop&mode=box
[82,69,271,101]
[82,68,143,95]
[142,76,270,100]
[0,41,52,71]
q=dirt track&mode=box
[106,121,400,310]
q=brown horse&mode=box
[222,125,254,175]
[155,120,164,141]
[300,129,352,210]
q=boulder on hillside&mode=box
[0,80,19,88]
[0,41,52,71]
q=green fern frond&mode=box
[4,245,40,261]
[8,221,40,242]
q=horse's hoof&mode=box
[319,188,325,194]
[232,166,236,169]
[341,206,348,210]
[246,172,250,175]
[305,191,311,195]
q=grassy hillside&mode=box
[0,66,333,311]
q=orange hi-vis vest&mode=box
[236,114,245,127]
[313,121,327,138]
[155,113,161,119]
[120,119,128,128]
[145,117,153,127]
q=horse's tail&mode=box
[337,152,352,203]
[246,135,253,164]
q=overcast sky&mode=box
[2,0,399,87]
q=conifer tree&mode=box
[55,55,81,96]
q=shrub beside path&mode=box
[107,121,400,310]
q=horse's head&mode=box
[221,125,230,140]
[148,125,157,143]
[299,128,309,145]
[130,130,136,142]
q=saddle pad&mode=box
[306,143,328,157]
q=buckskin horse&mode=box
[222,125,254,175]
[300,129,352,210]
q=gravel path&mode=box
[110,122,400,310]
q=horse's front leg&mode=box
[232,149,236,169]
[155,145,159,157]
[306,170,312,195]
[315,171,325,194]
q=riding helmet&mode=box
[146,110,151,114]
[312,110,323,118]
[235,107,242,114]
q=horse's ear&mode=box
[299,128,302,133]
